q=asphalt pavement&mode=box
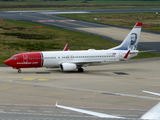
[0,57,159,119]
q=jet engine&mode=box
[60,63,77,71]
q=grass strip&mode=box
[60,12,160,32]
[0,0,160,11]
[0,20,159,65]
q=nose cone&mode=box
[4,59,12,66]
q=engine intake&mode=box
[60,63,77,71]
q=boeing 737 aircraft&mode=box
[4,23,142,73]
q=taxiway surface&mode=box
[0,58,160,119]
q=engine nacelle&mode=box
[60,63,77,71]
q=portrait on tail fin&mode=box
[129,33,138,50]
[110,22,142,51]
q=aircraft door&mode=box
[119,52,126,60]
[119,52,124,60]
[67,55,74,61]
[23,54,28,63]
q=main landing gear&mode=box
[18,69,21,73]
[78,67,84,72]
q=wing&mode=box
[140,102,160,119]
[55,102,124,119]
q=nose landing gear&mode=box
[13,67,21,73]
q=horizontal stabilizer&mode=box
[139,49,156,53]
[55,103,124,119]
[130,50,156,54]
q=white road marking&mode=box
[15,107,30,109]
[27,110,36,112]
[39,108,54,110]
[44,111,53,113]
[122,115,138,117]
[0,111,95,118]
[0,106,6,108]
[40,11,90,14]
[61,111,70,114]
[11,109,20,112]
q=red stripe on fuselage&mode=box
[5,52,43,69]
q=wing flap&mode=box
[73,60,105,65]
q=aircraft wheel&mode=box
[78,68,84,72]
[18,69,21,73]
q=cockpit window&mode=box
[10,57,18,60]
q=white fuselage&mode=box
[41,49,137,67]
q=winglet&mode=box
[63,43,69,51]
[123,50,130,59]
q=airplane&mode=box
[55,102,160,119]
[4,22,142,73]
